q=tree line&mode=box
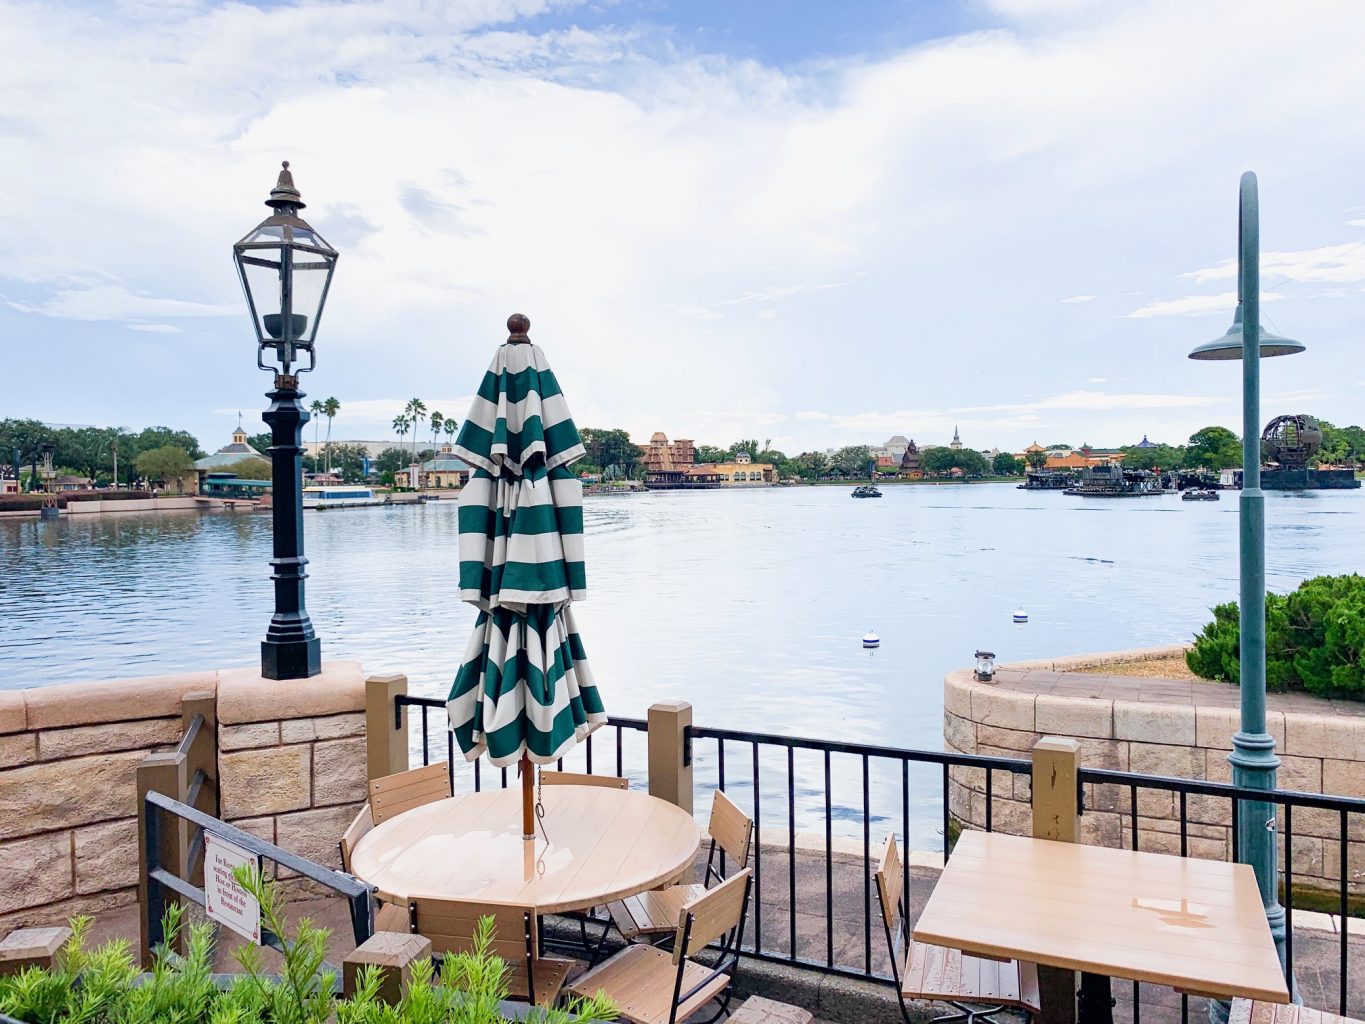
[0,419,205,490]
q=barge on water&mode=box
[1064,464,1166,498]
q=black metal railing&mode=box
[397,694,1365,1022]
[143,790,374,973]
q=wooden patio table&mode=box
[913,831,1290,1024]
[348,785,701,913]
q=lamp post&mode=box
[1188,171,1303,1004]
[232,162,338,680]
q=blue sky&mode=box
[2,0,1363,455]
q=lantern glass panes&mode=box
[974,650,996,681]
[234,216,336,372]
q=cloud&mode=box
[126,323,183,333]
[1183,244,1365,285]
[717,283,844,306]
[1061,294,1096,303]
[1087,376,1107,383]
[7,285,236,322]
[1,0,1363,454]
[1121,291,1284,319]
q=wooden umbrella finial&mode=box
[507,313,530,343]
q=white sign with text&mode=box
[203,831,261,943]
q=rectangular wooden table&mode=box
[914,831,1290,1024]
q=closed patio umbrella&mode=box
[447,314,606,838]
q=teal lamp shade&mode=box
[1188,304,1305,361]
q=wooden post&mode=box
[137,751,188,968]
[344,932,432,1003]
[647,700,693,814]
[0,927,72,976]
[366,674,409,783]
[521,755,535,840]
[1032,736,1082,1024]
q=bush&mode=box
[1187,574,1365,698]
[0,867,616,1024]
[64,490,154,503]
[0,495,60,512]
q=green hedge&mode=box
[0,495,62,512]
[1187,574,1365,698]
[64,490,153,503]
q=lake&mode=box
[4,483,1361,846]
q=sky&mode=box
[2,0,1364,456]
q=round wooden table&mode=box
[349,786,702,913]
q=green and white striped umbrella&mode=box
[447,323,605,768]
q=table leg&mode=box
[1077,973,1114,1024]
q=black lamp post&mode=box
[232,162,338,680]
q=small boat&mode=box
[852,484,883,498]
[303,485,378,509]
[1182,489,1220,501]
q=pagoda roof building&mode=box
[195,416,265,471]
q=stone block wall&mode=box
[0,661,371,930]
[945,650,1365,896]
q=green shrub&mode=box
[0,867,616,1024]
[1187,574,1365,698]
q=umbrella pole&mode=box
[521,754,535,840]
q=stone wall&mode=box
[945,647,1365,896]
[0,662,370,930]
[0,497,201,519]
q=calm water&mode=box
[4,483,1361,846]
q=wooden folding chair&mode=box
[338,803,372,873]
[408,896,576,1008]
[369,762,450,824]
[607,789,753,943]
[541,770,629,790]
[540,770,629,960]
[875,834,1039,1024]
[569,868,752,1024]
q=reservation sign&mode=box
[203,831,261,943]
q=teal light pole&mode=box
[1189,172,1304,1003]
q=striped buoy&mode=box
[862,630,880,649]
[1013,609,1028,623]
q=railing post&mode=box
[366,674,409,782]
[0,927,73,976]
[344,932,432,1003]
[137,753,187,968]
[1032,736,1081,1024]
[647,699,693,814]
[182,691,219,823]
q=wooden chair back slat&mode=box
[370,762,450,824]
[875,833,904,933]
[338,803,373,872]
[709,790,753,866]
[409,896,536,964]
[540,770,628,790]
[674,869,751,962]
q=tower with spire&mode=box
[950,426,963,450]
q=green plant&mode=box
[1187,574,1365,698]
[0,869,616,1024]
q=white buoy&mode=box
[862,630,880,649]
[1013,609,1028,623]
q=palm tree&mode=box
[429,411,444,450]
[405,398,426,465]
[392,414,411,481]
[444,418,457,446]
[322,397,341,475]
[309,400,324,471]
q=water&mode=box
[4,483,1362,846]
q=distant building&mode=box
[196,419,266,473]
[710,451,777,486]
[303,439,402,460]
[642,433,696,475]
[420,445,471,488]
[900,440,923,480]
[1133,435,1158,448]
